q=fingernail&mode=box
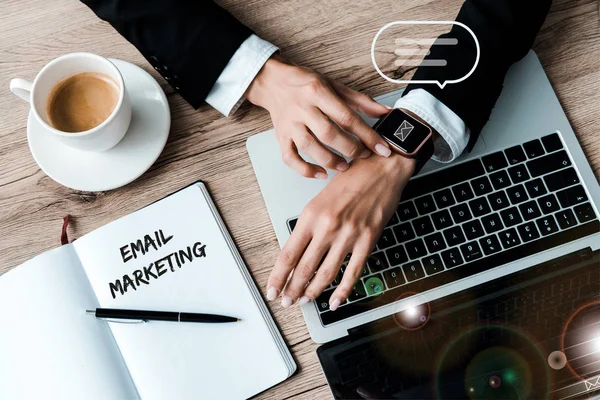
[375,143,392,157]
[281,296,293,308]
[359,149,371,159]
[266,287,279,301]
[336,162,349,172]
[330,298,341,311]
[298,296,311,306]
[315,172,328,180]
[385,105,393,110]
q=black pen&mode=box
[86,308,240,323]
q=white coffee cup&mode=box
[10,52,132,152]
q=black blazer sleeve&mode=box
[81,0,253,109]
[404,0,552,151]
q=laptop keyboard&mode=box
[287,133,599,325]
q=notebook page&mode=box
[0,245,138,400]
[74,184,288,400]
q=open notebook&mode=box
[0,182,295,400]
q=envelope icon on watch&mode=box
[394,120,414,141]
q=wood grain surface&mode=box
[1,0,599,398]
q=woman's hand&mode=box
[266,153,416,310]
[245,55,392,179]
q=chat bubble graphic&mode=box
[371,21,480,88]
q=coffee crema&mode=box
[46,72,119,133]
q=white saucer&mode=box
[27,59,170,192]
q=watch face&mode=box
[374,109,431,155]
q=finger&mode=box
[300,240,350,305]
[281,236,330,308]
[293,125,347,172]
[267,219,312,301]
[329,80,391,118]
[316,89,391,158]
[329,237,372,310]
[305,108,369,161]
[280,138,328,179]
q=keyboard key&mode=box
[574,202,596,223]
[538,194,560,215]
[482,213,504,234]
[460,241,484,262]
[504,145,527,165]
[471,176,494,196]
[401,159,485,200]
[441,247,464,268]
[464,219,485,240]
[541,133,563,153]
[288,218,298,232]
[556,185,588,208]
[450,203,472,223]
[384,267,405,288]
[422,254,444,275]
[555,209,578,230]
[488,191,510,211]
[479,235,502,255]
[517,221,540,242]
[413,216,434,236]
[469,197,492,218]
[452,182,475,202]
[508,164,530,184]
[431,209,453,230]
[414,194,437,215]
[349,282,367,301]
[397,201,418,221]
[523,139,545,158]
[376,228,396,250]
[405,238,427,259]
[519,200,542,221]
[316,290,334,312]
[387,212,399,227]
[424,232,447,253]
[433,188,456,209]
[393,222,415,243]
[498,228,521,248]
[482,152,508,172]
[506,184,529,205]
[367,252,388,272]
[536,216,559,236]
[443,226,467,247]
[500,207,523,227]
[526,150,571,177]
[363,274,385,296]
[385,245,408,266]
[525,178,547,198]
[490,170,511,190]
[402,260,425,282]
[360,265,370,277]
[544,168,579,192]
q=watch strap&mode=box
[413,136,434,175]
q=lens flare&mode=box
[391,292,430,331]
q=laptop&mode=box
[247,51,600,397]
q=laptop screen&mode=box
[318,248,600,399]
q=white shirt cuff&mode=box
[205,34,279,116]
[393,88,470,163]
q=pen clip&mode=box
[86,309,146,324]
[102,318,147,324]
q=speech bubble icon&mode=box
[371,20,480,89]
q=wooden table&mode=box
[1,0,599,398]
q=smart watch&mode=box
[372,108,434,174]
